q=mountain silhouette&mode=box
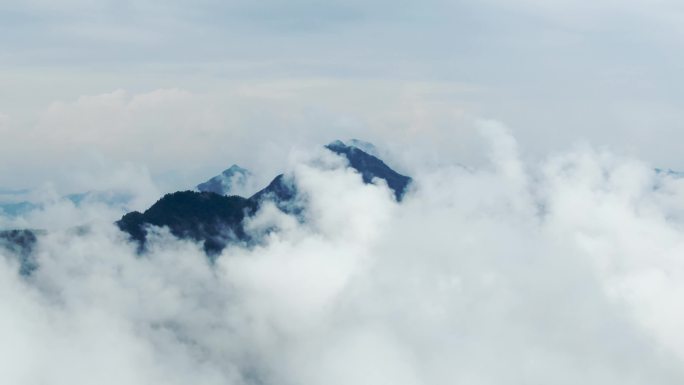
[325,140,411,201]
[2,140,413,262]
[117,191,256,257]
[197,164,252,196]
[117,140,412,255]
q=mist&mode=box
[1,124,683,384]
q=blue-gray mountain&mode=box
[0,201,39,217]
[0,190,135,218]
[325,140,411,201]
[1,140,412,269]
[117,140,412,255]
[197,164,252,196]
[117,191,256,257]
[655,168,684,178]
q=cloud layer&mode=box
[2,125,684,384]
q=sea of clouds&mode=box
[2,123,684,384]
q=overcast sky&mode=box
[6,3,684,384]
[2,0,684,190]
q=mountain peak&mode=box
[327,139,347,149]
[223,164,248,175]
[117,191,256,256]
[327,139,381,158]
[347,139,379,156]
[325,140,411,201]
[197,164,252,196]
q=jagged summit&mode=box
[325,139,412,201]
[347,138,379,157]
[197,164,252,196]
[250,174,297,204]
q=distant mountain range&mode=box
[116,140,412,256]
[655,168,684,178]
[0,201,39,217]
[0,190,135,217]
[0,139,413,272]
[6,139,684,277]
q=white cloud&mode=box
[2,125,684,383]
